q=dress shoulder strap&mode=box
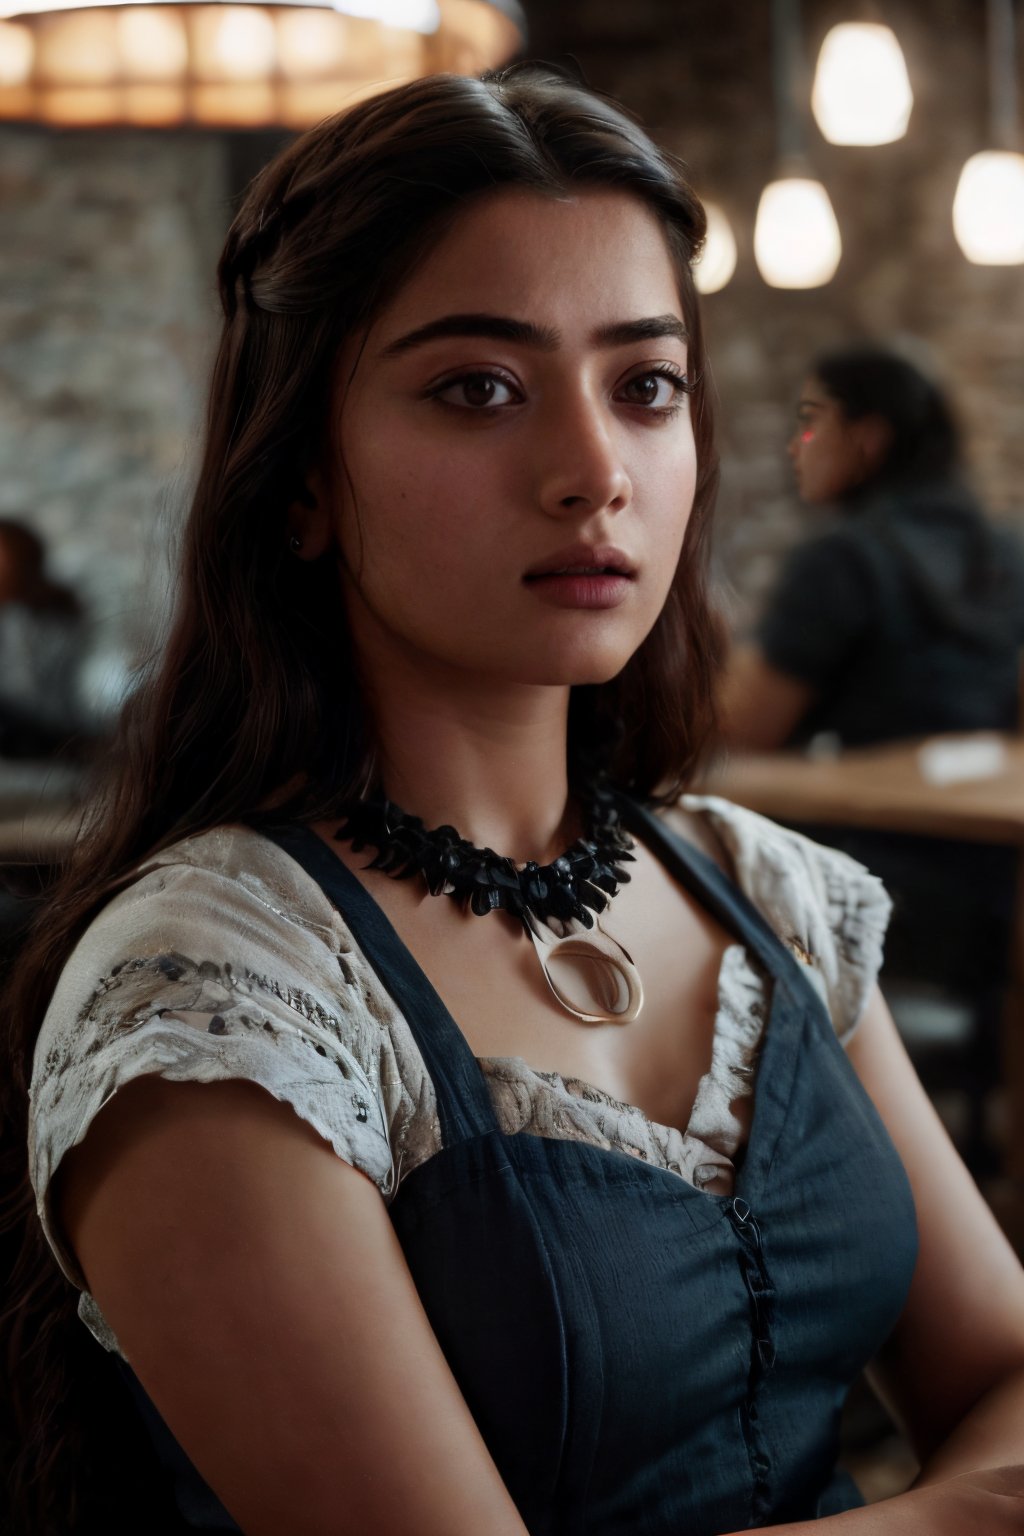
[621,796,821,1000]
[262,824,502,1148]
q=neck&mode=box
[358,648,579,868]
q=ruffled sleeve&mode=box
[673,794,892,1042]
[28,825,398,1329]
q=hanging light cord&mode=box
[772,0,806,164]
[988,0,1020,151]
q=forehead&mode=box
[371,186,686,340]
[799,377,839,410]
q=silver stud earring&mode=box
[289,535,302,553]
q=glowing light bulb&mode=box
[812,22,913,145]
[693,202,738,295]
[953,150,1024,264]
[193,6,277,80]
[754,177,842,289]
[277,10,348,76]
[0,19,32,85]
[37,9,117,83]
[116,8,187,80]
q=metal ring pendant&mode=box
[524,912,644,1025]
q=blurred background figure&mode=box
[721,344,1024,752]
[720,345,1024,1173]
[0,519,94,973]
[0,518,89,761]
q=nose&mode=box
[787,430,801,462]
[536,394,632,519]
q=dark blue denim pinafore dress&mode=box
[118,800,918,1533]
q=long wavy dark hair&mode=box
[1,63,721,1532]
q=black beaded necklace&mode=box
[335,779,635,925]
[334,780,644,1024]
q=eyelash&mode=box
[424,365,694,417]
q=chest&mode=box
[324,831,739,1135]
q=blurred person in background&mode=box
[721,344,1024,753]
[720,346,1024,1168]
[0,518,88,761]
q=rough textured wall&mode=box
[0,128,227,697]
[526,0,1024,626]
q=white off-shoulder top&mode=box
[28,795,891,1358]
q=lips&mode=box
[524,544,636,582]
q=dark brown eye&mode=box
[627,375,661,405]
[461,375,498,407]
[431,372,519,409]
[620,371,685,409]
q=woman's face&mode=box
[312,187,698,691]
[788,376,872,504]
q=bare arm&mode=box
[58,1075,531,1536]
[726,986,1024,1533]
[717,644,817,752]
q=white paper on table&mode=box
[916,733,1009,786]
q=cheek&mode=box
[336,452,498,612]
[644,444,698,597]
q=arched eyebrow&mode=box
[380,312,688,357]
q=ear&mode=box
[285,465,334,561]
[852,413,894,476]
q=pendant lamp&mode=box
[754,0,842,288]
[693,200,738,294]
[953,0,1024,264]
[0,0,526,128]
[811,19,913,145]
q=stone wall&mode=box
[1,0,1021,680]
[0,127,228,706]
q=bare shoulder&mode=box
[653,797,735,876]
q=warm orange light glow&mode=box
[191,5,277,80]
[279,71,408,124]
[0,0,524,127]
[191,78,275,123]
[0,19,33,85]
[115,7,187,79]
[36,8,118,82]
[276,9,348,76]
[40,83,118,119]
[122,80,187,121]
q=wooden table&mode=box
[699,734,1024,846]
[699,734,1024,1210]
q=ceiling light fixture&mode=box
[754,0,842,288]
[694,200,738,294]
[953,0,1024,264]
[0,0,525,128]
[811,19,913,145]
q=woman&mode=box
[720,345,1024,752]
[3,70,1024,1536]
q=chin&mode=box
[517,645,636,689]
